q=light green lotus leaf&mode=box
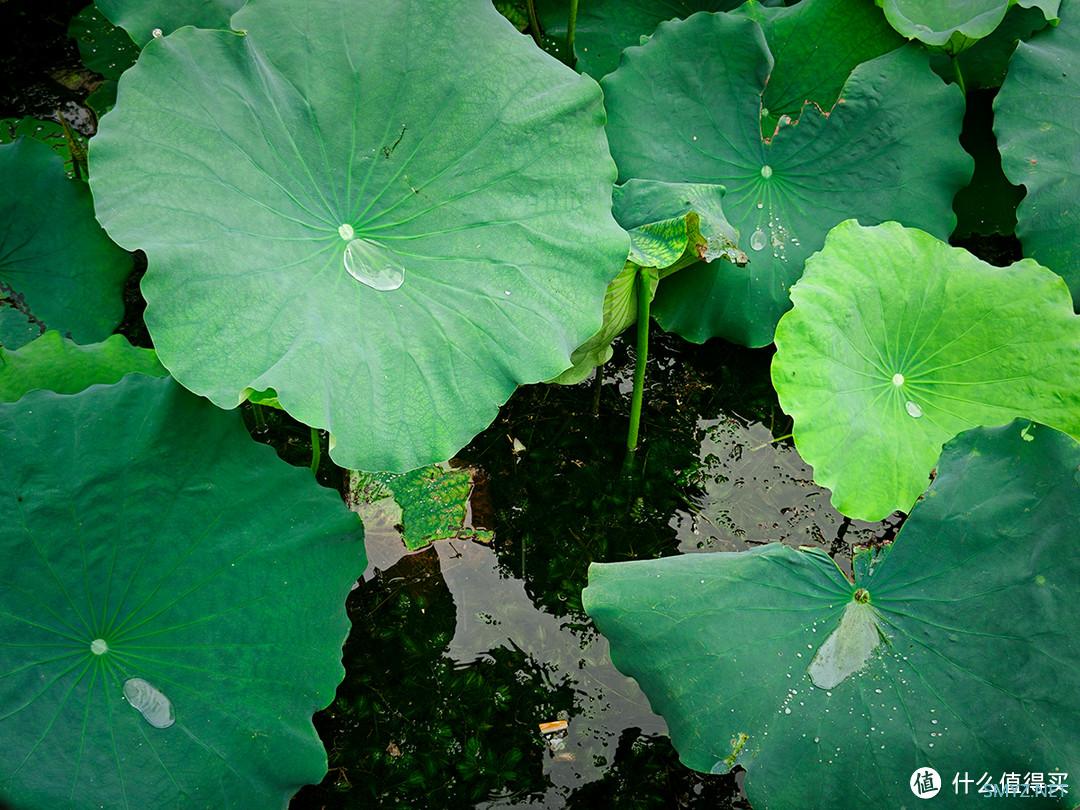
[97,0,245,46]
[737,0,904,133]
[536,0,741,78]
[0,138,130,342]
[772,220,1080,521]
[995,0,1080,303]
[584,420,1080,809]
[0,374,365,808]
[877,0,1059,52]
[69,4,139,81]
[90,0,628,472]
[0,331,166,402]
[602,10,970,346]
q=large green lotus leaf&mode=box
[536,0,741,78]
[877,0,1059,52]
[584,421,1080,808]
[69,4,139,80]
[0,374,365,808]
[737,0,904,132]
[0,331,166,402]
[995,0,1080,303]
[97,0,245,46]
[0,138,129,342]
[90,0,628,472]
[603,11,970,346]
[772,220,1080,521]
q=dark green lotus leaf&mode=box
[930,4,1053,89]
[0,331,166,402]
[69,4,139,81]
[995,0,1080,303]
[584,420,1080,808]
[737,0,904,133]
[772,220,1080,521]
[536,0,741,78]
[97,0,244,46]
[90,0,628,472]
[0,138,130,342]
[877,0,1058,52]
[603,11,970,346]
[0,374,365,808]
[0,304,41,350]
[0,118,87,178]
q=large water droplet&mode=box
[905,400,923,418]
[151,27,163,38]
[90,638,108,656]
[344,239,405,291]
[123,678,174,729]
[750,228,767,251]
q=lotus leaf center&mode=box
[760,165,773,179]
[338,223,355,241]
[853,588,870,604]
[90,638,108,655]
[891,373,904,386]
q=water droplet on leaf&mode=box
[905,400,923,418]
[123,678,174,729]
[750,228,767,251]
[344,239,405,291]
[151,28,163,38]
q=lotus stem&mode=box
[567,0,579,67]
[525,0,542,46]
[591,367,603,416]
[625,265,650,453]
[951,56,966,95]
[252,403,266,431]
[310,427,321,475]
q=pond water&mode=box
[274,330,898,808]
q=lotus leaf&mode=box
[602,10,970,346]
[0,331,166,402]
[772,220,1080,521]
[0,305,41,350]
[0,118,87,178]
[0,374,365,808]
[90,0,628,472]
[584,420,1080,809]
[737,0,904,133]
[555,180,738,384]
[877,0,1059,51]
[0,137,130,342]
[995,0,1080,302]
[97,0,244,46]
[535,0,740,78]
[929,4,1054,89]
[69,4,139,81]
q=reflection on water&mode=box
[293,330,897,808]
